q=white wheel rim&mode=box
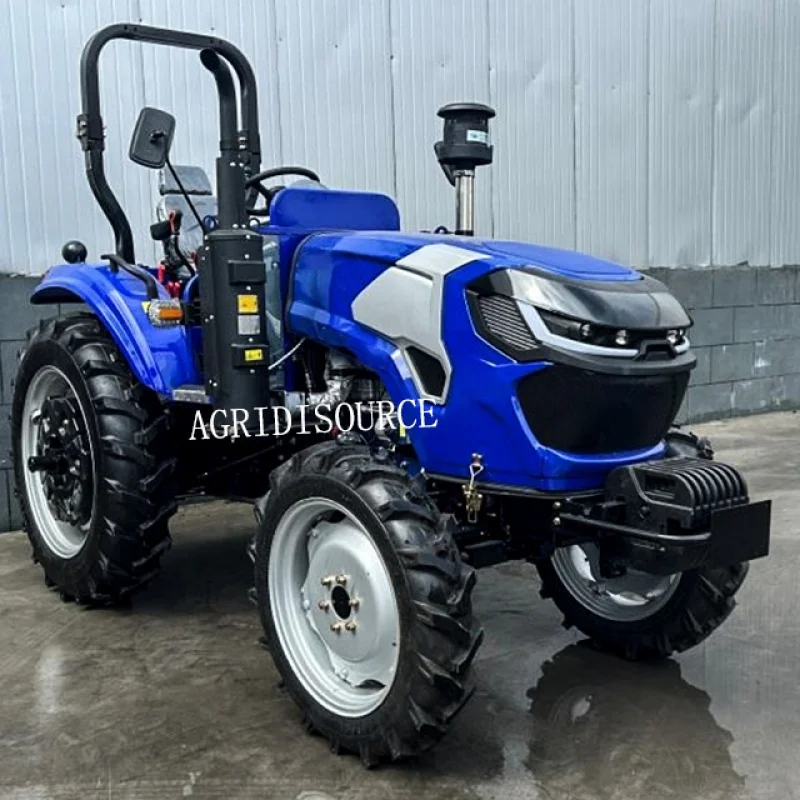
[268,497,400,718]
[551,543,680,622]
[20,365,95,559]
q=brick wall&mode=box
[2,267,799,532]
[649,266,800,423]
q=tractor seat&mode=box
[157,165,217,254]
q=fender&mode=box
[31,263,200,396]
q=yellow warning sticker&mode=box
[244,348,264,363]
[238,294,259,314]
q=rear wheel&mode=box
[254,440,483,766]
[12,314,177,604]
[537,429,750,660]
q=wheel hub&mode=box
[302,521,397,682]
[552,543,680,621]
[269,498,401,717]
[29,395,93,526]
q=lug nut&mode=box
[335,574,348,586]
[553,517,561,527]
[330,622,343,633]
[318,599,330,611]
[349,597,360,610]
[321,575,335,587]
[345,621,357,632]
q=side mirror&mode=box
[129,107,176,169]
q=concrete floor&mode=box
[1,412,799,800]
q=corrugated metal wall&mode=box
[1,0,798,277]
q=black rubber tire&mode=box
[536,428,749,661]
[254,440,483,767]
[11,313,177,605]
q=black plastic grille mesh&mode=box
[517,365,690,454]
[477,295,537,352]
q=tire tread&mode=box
[12,313,176,605]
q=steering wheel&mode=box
[245,166,321,216]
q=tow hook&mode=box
[462,454,484,523]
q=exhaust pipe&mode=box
[434,103,495,236]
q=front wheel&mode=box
[537,548,748,660]
[253,441,483,766]
[536,429,749,660]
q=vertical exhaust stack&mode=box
[434,103,495,236]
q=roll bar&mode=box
[77,23,262,263]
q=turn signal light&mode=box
[146,299,183,327]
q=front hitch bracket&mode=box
[554,456,771,575]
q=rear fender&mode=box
[31,263,199,395]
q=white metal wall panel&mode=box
[139,0,282,176]
[489,0,575,248]
[274,0,394,196]
[1,0,799,276]
[390,0,492,235]
[573,0,649,266]
[0,0,148,275]
[712,0,775,267]
[648,0,715,267]
[770,0,800,266]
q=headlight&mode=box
[471,293,689,361]
[468,268,692,362]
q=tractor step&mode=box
[173,385,211,404]
[460,539,511,569]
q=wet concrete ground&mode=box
[1,411,799,799]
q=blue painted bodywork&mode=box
[282,228,662,493]
[33,183,668,493]
[32,263,199,396]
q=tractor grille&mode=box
[517,364,690,454]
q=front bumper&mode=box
[555,455,771,575]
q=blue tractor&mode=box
[12,24,771,766]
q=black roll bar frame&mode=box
[77,23,262,263]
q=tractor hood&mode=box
[314,231,690,332]
[323,231,641,283]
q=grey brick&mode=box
[0,276,51,340]
[690,307,734,346]
[732,375,793,415]
[711,342,754,382]
[0,340,23,406]
[674,392,690,425]
[689,346,711,385]
[0,404,10,471]
[734,305,797,342]
[784,373,800,405]
[712,268,756,307]
[686,382,732,422]
[658,268,713,310]
[58,301,90,316]
[645,267,671,290]
[752,339,800,378]
[756,267,796,305]
[0,472,10,534]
